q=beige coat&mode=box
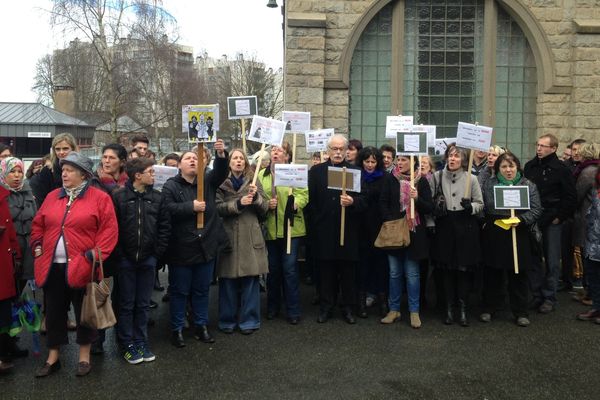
[216,176,269,278]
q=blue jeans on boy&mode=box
[388,250,420,313]
[219,276,261,331]
[117,257,156,347]
[266,238,301,319]
[169,261,214,331]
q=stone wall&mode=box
[285,0,600,160]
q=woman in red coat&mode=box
[0,186,20,373]
[31,152,118,378]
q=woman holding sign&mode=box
[431,144,484,327]
[480,152,542,327]
[216,149,269,335]
[258,142,308,325]
[379,156,433,328]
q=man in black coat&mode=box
[524,133,576,313]
[111,157,171,364]
[307,134,367,324]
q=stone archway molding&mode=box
[333,0,571,94]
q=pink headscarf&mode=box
[0,157,25,192]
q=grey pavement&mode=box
[2,274,599,400]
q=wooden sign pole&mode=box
[511,208,519,274]
[464,149,475,199]
[196,143,205,228]
[286,134,297,254]
[340,166,347,246]
[251,143,266,186]
[241,118,247,155]
[410,155,415,219]
[320,151,324,163]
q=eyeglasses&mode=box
[143,169,155,175]
[536,143,554,149]
[328,146,345,153]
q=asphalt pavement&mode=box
[2,273,599,400]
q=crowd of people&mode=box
[0,131,598,378]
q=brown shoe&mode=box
[75,361,91,377]
[380,311,401,324]
[410,312,422,329]
[35,360,61,378]
[577,309,600,321]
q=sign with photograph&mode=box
[282,111,311,133]
[396,131,428,155]
[493,185,530,210]
[182,104,219,144]
[385,115,413,138]
[327,167,361,193]
[247,115,287,146]
[456,122,493,152]
[274,164,309,188]
[305,128,334,153]
[227,96,258,120]
[434,138,452,156]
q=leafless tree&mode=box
[32,55,55,107]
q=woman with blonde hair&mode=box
[477,145,506,189]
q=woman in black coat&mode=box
[379,156,433,328]
[356,147,389,318]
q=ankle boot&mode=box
[378,293,389,318]
[358,292,368,318]
[444,304,454,325]
[458,299,469,327]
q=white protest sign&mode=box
[248,115,287,146]
[227,96,258,119]
[182,104,219,144]
[153,165,179,191]
[305,128,334,153]
[282,111,311,133]
[397,131,428,155]
[414,125,436,148]
[274,164,308,188]
[434,138,452,156]
[327,166,361,193]
[385,116,414,138]
[456,122,493,152]
[493,186,530,210]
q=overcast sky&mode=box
[0,0,284,103]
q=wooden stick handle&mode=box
[241,119,247,156]
[410,155,415,220]
[511,209,519,274]
[340,167,347,246]
[286,134,298,254]
[464,149,474,199]
[252,143,266,186]
[196,143,205,229]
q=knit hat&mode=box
[59,152,94,177]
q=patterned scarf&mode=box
[392,166,421,231]
[64,180,88,206]
[97,167,129,192]
[0,157,24,192]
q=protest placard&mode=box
[305,129,334,153]
[327,167,361,193]
[456,122,493,152]
[282,111,311,133]
[385,116,414,138]
[434,138,451,156]
[227,96,258,119]
[153,165,179,191]
[493,186,530,210]
[248,115,287,147]
[416,125,436,148]
[182,104,219,144]
[274,164,308,188]
[396,131,428,155]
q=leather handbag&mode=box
[80,249,116,330]
[374,217,411,249]
[432,171,448,217]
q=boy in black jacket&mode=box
[112,157,171,364]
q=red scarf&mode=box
[392,166,421,231]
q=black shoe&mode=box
[343,308,357,325]
[378,293,389,318]
[317,310,331,323]
[6,337,29,359]
[162,293,170,302]
[240,328,256,335]
[458,300,469,327]
[149,300,158,309]
[171,331,185,348]
[287,317,300,325]
[219,327,234,334]
[194,325,215,343]
[444,304,454,325]
[154,284,165,292]
[90,342,104,355]
[358,292,368,318]
[35,360,61,378]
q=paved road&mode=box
[2,275,599,400]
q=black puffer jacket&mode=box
[162,153,229,266]
[111,181,171,263]
[524,152,576,227]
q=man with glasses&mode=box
[307,134,367,324]
[111,157,171,364]
[524,134,576,313]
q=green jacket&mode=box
[258,167,308,240]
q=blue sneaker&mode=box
[137,343,156,362]
[123,344,143,365]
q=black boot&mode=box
[378,293,389,318]
[444,304,454,325]
[458,299,469,327]
[194,325,215,343]
[171,330,186,348]
[0,334,28,360]
[358,292,368,318]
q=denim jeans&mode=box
[168,261,214,331]
[388,251,420,313]
[585,258,600,310]
[117,257,156,346]
[541,223,563,304]
[266,238,301,318]
[218,276,261,330]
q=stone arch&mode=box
[336,0,570,94]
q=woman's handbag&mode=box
[374,217,411,249]
[432,171,447,217]
[80,249,116,330]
